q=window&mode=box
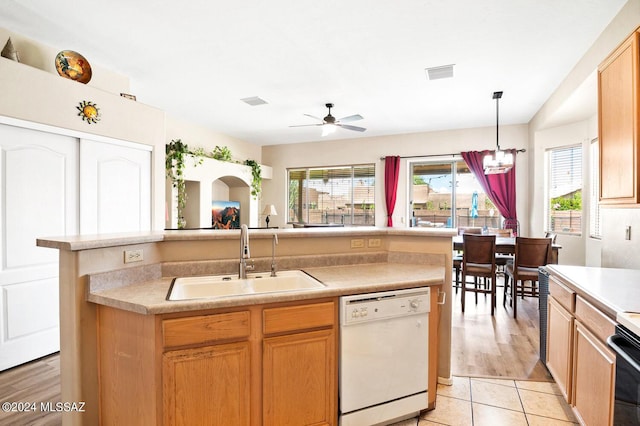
[287,165,375,225]
[590,139,602,239]
[410,159,499,229]
[548,145,582,235]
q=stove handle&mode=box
[608,335,640,373]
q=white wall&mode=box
[262,125,529,230]
[530,121,593,266]
[166,115,261,163]
[528,0,640,267]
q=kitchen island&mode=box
[37,227,453,425]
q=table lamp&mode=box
[262,204,277,228]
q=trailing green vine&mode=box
[244,159,262,199]
[166,142,263,227]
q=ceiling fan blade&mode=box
[337,114,363,123]
[303,113,324,122]
[289,123,323,128]
[337,124,366,132]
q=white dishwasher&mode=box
[339,287,430,426]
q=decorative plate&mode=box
[55,50,92,84]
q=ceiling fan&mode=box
[290,103,366,136]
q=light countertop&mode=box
[37,226,456,251]
[546,264,640,317]
[88,262,446,315]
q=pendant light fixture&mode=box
[483,91,514,174]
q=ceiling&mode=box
[0,0,627,146]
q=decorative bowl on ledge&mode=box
[55,50,92,84]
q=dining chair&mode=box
[502,219,520,237]
[503,237,553,318]
[487,228,512,237]
[453,227,484,293]
[461,234,497,315]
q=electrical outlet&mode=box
[350,239,365,249]
[368,238,381,248]
[124,249,144,263]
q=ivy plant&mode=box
[244,159,262,199]
[167,142,264,227]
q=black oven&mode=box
[608,325,640,425]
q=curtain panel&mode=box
[461,150,518,233]
[384,156,401,227]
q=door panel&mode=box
[80,139,151,234]
[0,124,77,370]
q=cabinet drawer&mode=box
[263,302,335,335]
[549,276,575,312]
[575,296,616,343]
[163,311,250,348]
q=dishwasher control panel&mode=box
[340,287,430,325]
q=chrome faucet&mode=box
[270,234,278,277]
[239,224,254,278]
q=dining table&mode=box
[452,235,561,264]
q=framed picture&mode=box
[212,201,240,229]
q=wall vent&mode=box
[240,96,268,106]
[425,64,454,80]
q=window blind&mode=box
[548,145,582,235]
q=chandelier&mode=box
[483,91,514,174]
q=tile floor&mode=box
[390,376,577,426]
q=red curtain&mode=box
[384,156,401,227]
[461,150,518,234]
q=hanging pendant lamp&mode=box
[483,91,514,174]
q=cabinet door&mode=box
[163,342,251,426]
[263,329,336,426]
[598,31,639,204]
[546,297,574,402]
[0,124,77,370]
[572,321,615,426]
[80,139,151,233]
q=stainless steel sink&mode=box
[166,270,325,301]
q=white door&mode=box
[0,124,78,371]
[79,139,151,234]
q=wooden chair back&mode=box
[514,237,552,268]
[458,227,483,236]
[487,228,512,237]
[462,234,496,267]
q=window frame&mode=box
[286,164,375,226]
[546,144,583,236]
[407,157,500,229]
[589,138,602,239]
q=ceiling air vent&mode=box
[425,64,454,81]
[240,96,268,106]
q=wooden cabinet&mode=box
[162,311,252,426]
[546,274,616,426]
[262,302,336,426]
[572,321,615,426]
[97,298,338,426]
[547,296,574,402]
[598,28,640,205]
[163,342,251,426]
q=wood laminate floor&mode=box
[451,276,553,381]
[0,276,551,425]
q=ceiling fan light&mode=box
[322,124,337,136]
